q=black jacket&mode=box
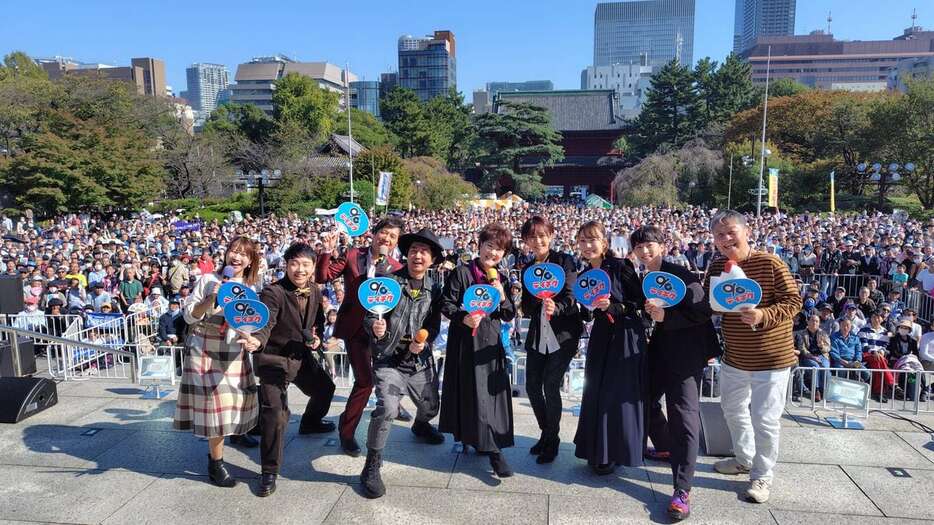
[518,250,583,352]
[364,268,442,371]
[648,261,722,375]
[253,277,325,383]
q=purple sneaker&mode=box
[668,489,691,521]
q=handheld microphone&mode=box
[302,328,316,346]
[222,266,235,281]
[377,245,389,264]
[414,329,429,344]
[486,267,498,284]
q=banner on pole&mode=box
[767,168,779,207]
[376,171,393,206]
[830,170,836,213]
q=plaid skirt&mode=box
[173,315,258,438]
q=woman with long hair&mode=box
[439,223,517,478]
[173,236,262,487]
[572,221,648,475]
[516,215,583,463]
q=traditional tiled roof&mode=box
[494,90,623,132]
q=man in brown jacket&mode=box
[245,242,336,497]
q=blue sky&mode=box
[1,1,928,100]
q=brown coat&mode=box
[253,278,325,383]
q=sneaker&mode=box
[667,489,691,521]
[713,458,750,475]
[746,478,771,503]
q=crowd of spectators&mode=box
[3,201,934,397]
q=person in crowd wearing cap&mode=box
[15,295,45,334]
[167,254,191,297]
[439,222,517,479]
[173,236,261,489]
[817,303,837,335]
[240,242,336,497]
[857,309,903,402]
[840,302,867,332]
[827,286,848,318]
[145,287,169,315]
[359,228,447,499]
[513,216,583,465]
[315,217,407,457]
[88,261,106,288]
[157,299,184,346]
[703,211,801,505]
[90,283,112,312]
[793,314,831,402]
[888,318,928,401]
[901,308,922,342]
[635,225,720,521]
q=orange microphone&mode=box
[414,329,429,344]
[486,267,498,284]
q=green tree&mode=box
[869,79,934,208]
[693,57,718,127]
[630,59,700,157]
[472,101,564,198]
[380,87,432,157]
[333,108,396,149]
[0,51,47,81]
[708,53,757,122]
[272,73,339,140]
[403,156,477,209]
[424,88,474,167]
[203,103,276,144]
[352,145,415,208]
[766,77,810,98]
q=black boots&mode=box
[489,452,514,478]
[257,473,277,497]
[411,420,445,445]
[530,436,545,455]
[536,437,560,464]
[298,419,337,435]
[360,449,386,499]
[207,454,237,488]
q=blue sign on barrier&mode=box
[711,278,763,312]
[573,268,612,310]
[642,271,687,308]
[217,281,259,306]
[335,202,369,237]
[223,299,270,333]
[357,277,402,316]
[522,263,565,300]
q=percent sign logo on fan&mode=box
[357,277,402,318]
[463,284,500,336]
[711,278,763,312]
[523,262,565,320]
[335,202,370,237]
[573,268,611,309]
[642,271,687,308]
[223,299,270,334]
[217,282,259,306]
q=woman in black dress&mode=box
[439,223,517,478]
[572,220,648,475]
[517,215,583,463]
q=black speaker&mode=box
[0,377,57,423]
[0,338,36,377]
[0,276,24,314]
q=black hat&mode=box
[398,228,444,262]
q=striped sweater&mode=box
[704,251,801,371]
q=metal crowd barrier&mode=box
[0,324,138,382]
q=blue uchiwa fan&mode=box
[357,277,402,318]
[642,271,687,308]
[223,299,270,334]
[711,278,763,312]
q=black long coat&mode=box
[439,262,516,452]
[573,256,648,467]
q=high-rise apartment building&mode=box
[230,55,357,115]
[350,80,381,118]
[185,63,229,114]
[733,0,796,54]
[594,0,695,68]
[398,30,456,101]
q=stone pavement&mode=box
[1,378,934,525]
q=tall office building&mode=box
[398,30,456,101]
[733,0,796,54]
[38,56,166,97]
[594,0,695,68]
[185,63,229,114]
[350,80,381,118]
[230,55,357,115]
[581,61,653,119]
[379,72,398,98]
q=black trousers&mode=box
[259,356,335,474]
[525,339,577,442]
[646,365,703,492]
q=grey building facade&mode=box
[398,30,456,101]
[350,80,381,118]
[185,63,229,114]
[733,0,796,54]
[594,0,695,68]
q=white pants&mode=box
[719,363,790,482]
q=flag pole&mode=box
[346,62,354,203]
[756,45,771,217]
